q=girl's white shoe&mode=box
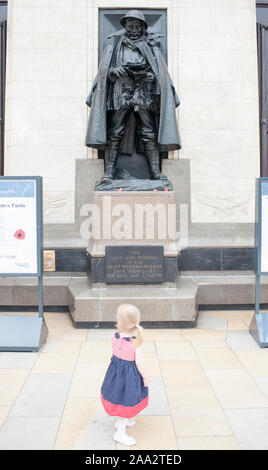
[113,431,136,446]
[114,418,136,429]
[113,417,136,446]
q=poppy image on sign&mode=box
[14,229,25,240]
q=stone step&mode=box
[68,277,198,327]
[193,271,268,306]
[1,272,268,326]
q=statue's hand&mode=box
[109,67,128,80]
[143,71,155,83]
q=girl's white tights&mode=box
[113,417,136,446]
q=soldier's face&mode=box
[124,19,143,40]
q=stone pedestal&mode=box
[69,189,198,326]
[86,190,180,283]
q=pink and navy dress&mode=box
[100,332,149,418]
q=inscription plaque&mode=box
[106,246,164,283]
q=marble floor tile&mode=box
[201,310,253,324]
[166,386,232,437]
[0,370,29,406]
[224,408,268,450]
[32,352,78,374]
[10,374,72,417]
[116,416,178,450]
[194,347,243,369]
[69,361,107,397]
[226,331,259,351]
[54,397,115,450]
[144,329,183,336]
[86,329,115,341]
[42,340,82,353]
[46,328,88,342]
[178,436,240,450]
[155,341,197,361]
[254,377,268,398]
[140,376,170,416]
[206,369,268,408]
[44,313,74,330]
[242,311,255,327]
[145,329,185,342]
[78,341,113,363]
[160,360,209,387]
[227,319,248,331]
[0,352,39,369]
[140,341,156,353]
[0,407,10,427]
[0,416,61,450]
[182,329,226,341]
[143,353,162,376]
[235,350,268,377]
[191,340,228,349]
[166,386,223,413]
[172,409,233,438]
[196,313,227,331]
[73,408,116,450]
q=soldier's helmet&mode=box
[120,10,148,30]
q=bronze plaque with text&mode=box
[105,246,164,283]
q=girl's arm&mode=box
[135,346,149,387]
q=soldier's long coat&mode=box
[85,32,181,153]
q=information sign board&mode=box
[260,181,268,273]
[0,176,47,351]
[249,178,268,348]
[0,177,41,275]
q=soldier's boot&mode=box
[144,145,167,180]
[103,145,118,180]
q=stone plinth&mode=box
[71,188,190,325]
[68,277,198,327]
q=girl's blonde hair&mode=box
[115,303,144,347]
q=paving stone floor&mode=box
[0,309,268,450]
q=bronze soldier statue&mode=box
[85,10,181,182]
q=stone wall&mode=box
[4,0,260,247]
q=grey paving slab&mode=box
[73,409,116,450]
[254,377,268,399]
[86,329,116,341]
[0,352,39,369]
[140,376,170,416]
[224,409,268,450]
[0,417,60,450]
[10,374,72,417]
[196,313,227,331]
[226,331,260,350]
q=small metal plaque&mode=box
[106,246,164,283]
[43,250,55,272]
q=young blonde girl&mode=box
[100,304,149,446]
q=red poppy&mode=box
[14,229,25,240]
